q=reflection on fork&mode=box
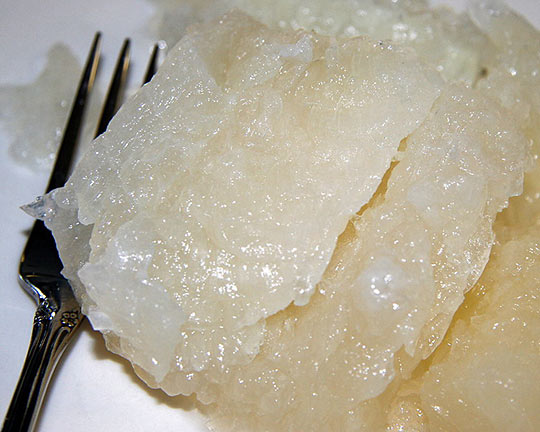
[2,33,160,432]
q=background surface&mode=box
[0,1,538,430]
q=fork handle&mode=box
[2,292,83,432]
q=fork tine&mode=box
[95,38,131,137]
[142,43,160,85]
[46,32,101,193]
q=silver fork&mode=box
[2,33,159,432]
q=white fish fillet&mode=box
[35,11,441,383]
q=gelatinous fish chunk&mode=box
[385,4,540,431]
[418,226,540,432]
[200,85,529,431]
[235,0,497,84]
[0,45,80,170]
[38,11,441,383]
[150,0,497,85]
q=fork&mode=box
[2,33,160,432]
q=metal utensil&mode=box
[2,33,160,432]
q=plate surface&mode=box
[0,0,538,430]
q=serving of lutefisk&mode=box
[3,0,539,431]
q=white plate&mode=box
[0,1,538,431]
